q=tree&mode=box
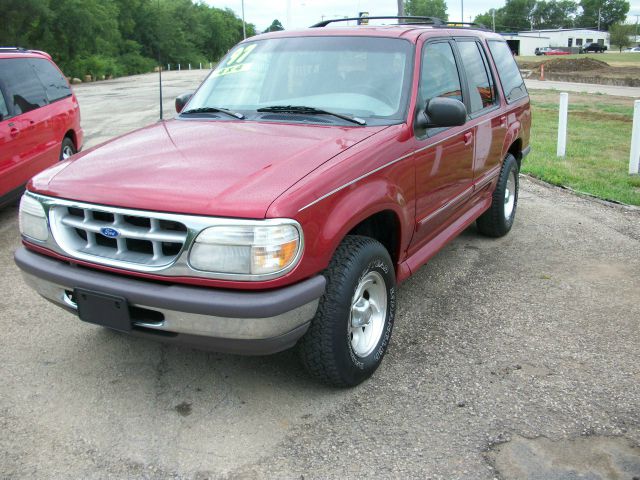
[0,0,255,78]
[575,0,629,29]
[404,0,448,21]
[609,22,633,50]
[475,0,537,31]
[264,19,284,32]
[532,0,578,28]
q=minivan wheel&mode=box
[298,235,396,387]
[60,137,76,160]
[476,153,519,237]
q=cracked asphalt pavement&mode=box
[1,71,639,479]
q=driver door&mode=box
[408,40,475,254]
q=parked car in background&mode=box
[0,47,82,208]
[543,48,571,56]
[15,17,531,387]
[623,46,640,53]
[580,42,607,53]
[535,47,552,55]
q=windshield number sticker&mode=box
[212,63,252,77]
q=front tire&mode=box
[476,153,519,237]
[299,235,396,387]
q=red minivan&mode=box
[0,48,82,207]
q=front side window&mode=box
[419,42,463,105]
[187,36,413,124]
[0,58,47,115]
[487,40,527,103]
[457,41,497,114]
[30,58,71,102]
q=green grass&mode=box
[523,96,640,205]
[518,52,640,65]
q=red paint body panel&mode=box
[31,120,385,218]
[0,51,83,202]
[23,27,531,291]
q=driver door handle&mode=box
[463,131,473,146]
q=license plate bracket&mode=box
[74,288,131,332]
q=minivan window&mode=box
[457,41,497,114]
[419,42,463,104]
[30,58,72,102]
[187,36,413,124]
[487,40,527,103]
[0,58,48,115]
[0,88,8,119]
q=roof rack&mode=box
[0,47,29,52]
[311,16,445,28]
[443,21,489,30]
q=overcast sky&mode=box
[205,0,640,32]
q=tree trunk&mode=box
[397,0,404,16]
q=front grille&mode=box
[51,205,188,267]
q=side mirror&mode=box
[416,97,467,129]
[175,92,193,113]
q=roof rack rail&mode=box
[310,16,445,28]
[0,47,29,52]
[443,21,489,30]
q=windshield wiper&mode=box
[181,106,245,119]
[256,105,366,125]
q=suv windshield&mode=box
[186,36,413,124]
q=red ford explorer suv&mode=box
[15,18,530,387]
[0,47,82,207]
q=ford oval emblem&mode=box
[100,227,120,238]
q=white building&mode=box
[500,28,610,56]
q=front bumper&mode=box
[15,247,325,354]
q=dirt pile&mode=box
[538,57,609,73]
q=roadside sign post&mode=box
[630,100,640,175]
[557,92,568,157]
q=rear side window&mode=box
[0,58,47,115]
[30,58,71,102]
[457,41,497,114]
[487,40,527,103]
[419,42,463,104]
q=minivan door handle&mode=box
[500,115,507,127]
[8,122,19,137]
[463,131,473,146]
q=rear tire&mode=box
[60,137,76,160]
[476,153,519,237]
[298,235,396,387]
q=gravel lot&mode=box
[1,71,639,479]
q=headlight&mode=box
[189,221,302,278]
[19,194,49,241]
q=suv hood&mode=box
[31,120,386,217]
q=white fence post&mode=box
[199,62,202,69]
[178,63,181,71]
[557,92,568,157]
[167,64,170,71]
[209,62,212,69]
[188,63,191,70]
[630,100,640,175]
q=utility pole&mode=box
[597,7,601,30]
[157,0,163,121]
[397,0,404,16]
[241,0,246,39]
[461,0,464,23]
[492,9,496,31]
